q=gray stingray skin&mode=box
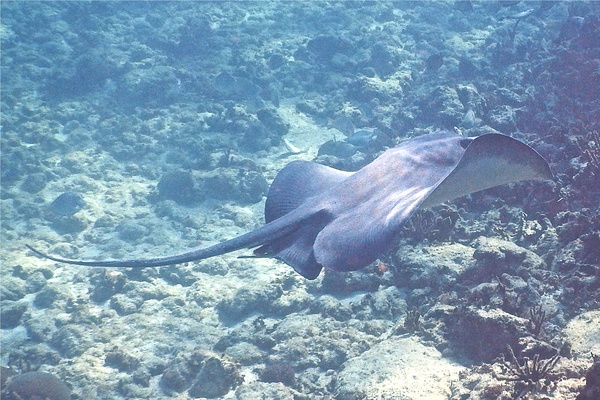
[27,132,552,279]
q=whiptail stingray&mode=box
[27,132,552,280]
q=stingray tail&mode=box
[25,206,319,270]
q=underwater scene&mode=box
[1,1,599,399]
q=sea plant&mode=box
[496,345,560,396]
[527,305,548,338]
[403,307,423,333]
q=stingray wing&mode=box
[253,161,352,279]
[420,133,553,209]
[312,133,551,272]
[313,132,468,271]
[264,160,352,222]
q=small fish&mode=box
[346,130,377,147]
[501,8,535,20]
[282,138,303,154]
[317,139,357,158]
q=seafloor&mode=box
[1,1,599,399]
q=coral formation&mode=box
[156,170,199,206]
[1,371,71,400]
[577,355,600,400]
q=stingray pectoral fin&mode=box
[420,134,553,209]
[26,206,320,268]
[312,187,432,272]
[313,216,396,272]
[254,209,333,279]
[312,133,552,273]
[265,160,351,223]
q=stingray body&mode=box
[28,132,552,279]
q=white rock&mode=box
[562,310,600,356]
[334,336,465,400]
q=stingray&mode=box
[27,132,552,280]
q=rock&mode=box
[213,319,276,353]
[159,265,197,286]
[1,301,27,329]
[1,277,27,301]
[488,105,517,132]
[295,98,327,117]
[235,382,295,400]
[269,314,373,371]
[214,72,260,102]
[157,171,201,206]
[577,355,600,400]
[306,35,354,63]
[204,168,268,204]
[2,371,71,400]
[122,65,181,107]
[256,108,289,137]
[562,310,600,357]
[217,284,282,321]
[423,86,464,127]
[24,314,56,342]
[50,325,91,358]
[472,236,546,277]
[49,191,85,216]
[260,360,295,386]
[352,286,407,321]
[90,270,128,303]
[188,355,242,398]
[266,285,312,317]
[458,57,478,78]
[224,342,265,365]
[425,53,444,72]
[311,295,353,321]
[395,243,475,290]
[48,215,88,234]
[160,362,195,393]
[21,172,48,193]
[25,270,47,293]
[236,170,269,203]
[116,220,148,242]
[369,42,396,76]
[334,336,464,399]
[320,269,381,295]
[160,349,242,397]
[105,347,142,373]
[110,294,141,315]
[449,307,529,362]
[33,286,59,308]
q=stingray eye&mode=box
[459,138,473,149]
